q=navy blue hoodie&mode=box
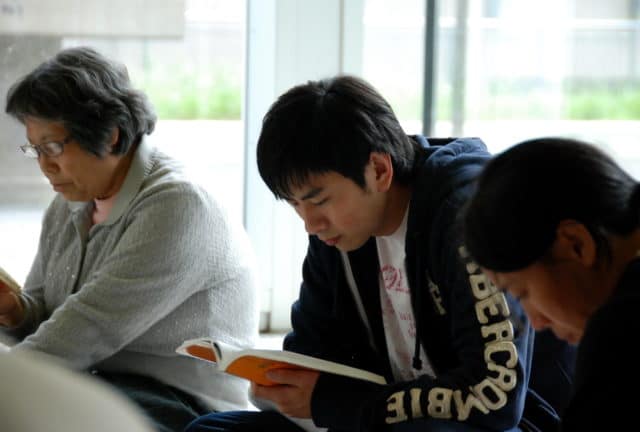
[283,136,575,431]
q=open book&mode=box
[176,338,387,386]
[0,266,21,294]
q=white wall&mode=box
[0,0,184,36]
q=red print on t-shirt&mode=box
[381,264,408,293]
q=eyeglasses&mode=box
[20,136,72,159]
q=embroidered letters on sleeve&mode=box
[384,246,518,424]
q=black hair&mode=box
[256,75,419,199]
[464,137,640,272]
[5,46,156,157]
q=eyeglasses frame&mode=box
[19,135,73,159]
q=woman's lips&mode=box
[51,182,69,191]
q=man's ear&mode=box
[552,220,597,267]
[368,152,393,192]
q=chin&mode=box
[554,329,582,346]
[337,237,369,252]
[61,192,90,202]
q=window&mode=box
[0,0,245,284]
[361,0,426,133]
[431,0,640,174]
[6,0,637,332]
[254,0,640,330]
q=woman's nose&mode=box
[37,154,59,175]
[527,307,552,331]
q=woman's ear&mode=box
[108,127,120,153]
[368,152,394,192]
[553,220,597,267]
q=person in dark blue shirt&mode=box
[464,137,640,431]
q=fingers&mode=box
[253,384,312,418]
[265,369,320,386]
[251,370,320,418]
[0,291,23,327]
[0,280,11,293]
[0,290,19,314]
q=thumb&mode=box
[0,280,12,293]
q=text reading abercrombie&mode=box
[384,246,518,424]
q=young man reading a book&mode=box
[185,76,576,432]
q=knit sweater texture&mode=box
[6,136,259,411]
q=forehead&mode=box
[24,117,68,141]
[484,263,549,291]
[287,171,350,197]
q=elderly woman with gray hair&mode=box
[1,46,258,432]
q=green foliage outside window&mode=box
[564,81,640,120]
[135,70,639,122]
[135,68,241,120]
[430,78,640,121]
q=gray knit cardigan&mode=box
[6,136,259,411]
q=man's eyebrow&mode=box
[300,187,323,201]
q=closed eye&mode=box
[285,198,298,208]
[311,197,329,206]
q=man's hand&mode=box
[0,282,24,327]
[252,369,320,418]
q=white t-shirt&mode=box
[376,210,435,381]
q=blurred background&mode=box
[1,0,639,333]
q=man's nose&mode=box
[299,206,326,235]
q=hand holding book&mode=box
[0,266,24,327]
[0,266,21,294]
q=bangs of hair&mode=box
[257,89,371,199]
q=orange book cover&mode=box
[176,338,387,386]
